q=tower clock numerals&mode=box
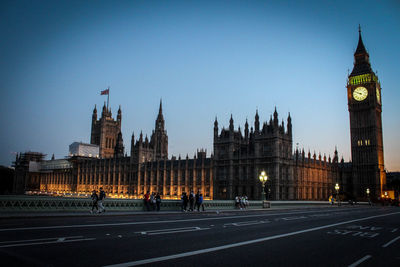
[353,86,368,101]
[376,88,381,104]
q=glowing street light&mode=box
[366,188,371,206]
[335,183,341,206]
[259,171,268,201]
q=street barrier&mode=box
[0,195,342,213]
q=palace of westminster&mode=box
[13,30,386,201]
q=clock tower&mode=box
[347,27,386,199]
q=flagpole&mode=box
[107,86,110,111]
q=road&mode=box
[0,206,399,266]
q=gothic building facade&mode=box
[14,29,385,201]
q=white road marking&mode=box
[224,220,270,227]
[382,236,400,248]
[57,238,65,242]
[103,212,400,267]
[391,228,398,233]
[136,227,210,236]
[0,236,82,244]
[0,209,364,232]
[348,255,372,267]
[0,238,96,248]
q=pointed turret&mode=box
[287,112,292,136]
[273,107,278,126]
[130,131,135,157]
[92,104,97,121]
[229,114,234,132]
[214,116,218,140]
[255,110,260,133]
[117,105,122,123]
[139,131,143,143]
[102,102,107,118]
[350,25,374,77]
[244,118,249,139]
[155,99,165,130]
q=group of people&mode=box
[143,191,162,211]
[181,190,205,212]
[90,187,106,213]
[235,195,249,209]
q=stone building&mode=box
[13,29,386,201]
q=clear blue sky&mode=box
[1,0,399,171]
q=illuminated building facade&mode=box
[13,29,385,200]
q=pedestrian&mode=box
[150,192,156,211]
[189,190,195,211]
[181,192,188,212]
[244,195,249,208]
[235,196,240,209]
[143,191,150,211]
[90,190,98,214]
[156,192,161,211]
[240,195,244,210]
[198,193,205,211]
[195,190,200,212]
[97,187,106,213]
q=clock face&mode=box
[353,87,368,101]
[376,88,381,104]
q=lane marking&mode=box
[0,238,96,248]
[348,255,372,267]
[0,208,366,232]
[0,236,83,244]
[136,227,210,235]
[382,236,400,248]
[103,212,400,267]
[391,228,398,233]
[224,220,270,227]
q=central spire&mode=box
[159,99,162,115]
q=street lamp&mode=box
[366,188,371,205]
[335,183,340,206]
[259,171,268,201]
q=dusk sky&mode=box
[1,0,399,171]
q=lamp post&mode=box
[259,171,268,201]
[366,188,371,206]
[335,183,340,206]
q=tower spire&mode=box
[350,25,373,77]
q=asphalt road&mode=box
[0,206,399,267]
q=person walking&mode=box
[150,192,156,211]
[181,192,188,212]
[235,196,240,209]
[97,187,106,213]
[144,191,150,211]
[90,190,98,214]
[156,192,161,211]
[198,193,205,211]
[195,191,201,212]
[189,190,195,211]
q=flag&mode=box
[101,89,109,95]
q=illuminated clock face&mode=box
[353,87,368,101]
[376,88,381,104]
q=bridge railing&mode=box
[0,195,338,212]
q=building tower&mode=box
[347,26,386,199]
[90,103,122,158]
[151,99,168,160]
